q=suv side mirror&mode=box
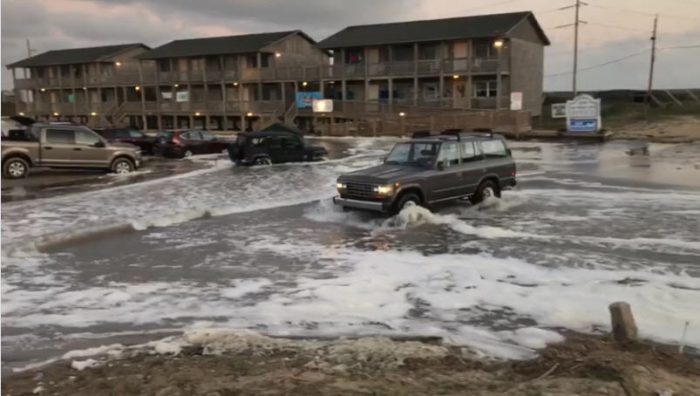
[506,149,512,157]
[94,141,106,148]
[436,161,445,171]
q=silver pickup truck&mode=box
[2,123,142,179]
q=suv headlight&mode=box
[374,184,394,196]
[336,182,347,191]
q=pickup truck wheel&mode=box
[394,192,421,214]
[254,157,272,166]
[183,150,193,158]
[3,157,29,179]
[111,158,134,174]
[470,180,500,204]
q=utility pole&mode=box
[572,0,581,97]
[645,15,658,121]
[26,39,36,57]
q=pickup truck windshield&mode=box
[385,142,439,166]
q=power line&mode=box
[584,22,650,33]
[544,49,650,78]
[586,2,700,22]
[660,44,700,50]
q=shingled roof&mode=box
[7,43,149,68]
[318,11,549,48]
[139,31,315,59]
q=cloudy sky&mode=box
[2,0,699,91]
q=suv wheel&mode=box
[254,157,272,166]
[183,150,193,158]
[394,192,421,214]
[471,180,500,204]
[3,157,29,179]
[111,158,134,174]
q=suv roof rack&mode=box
[440,129,494,141]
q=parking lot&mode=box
[2,137,700,375]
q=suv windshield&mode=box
[385,142,439,166]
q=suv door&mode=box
[479,139,515,184]
[41,128,76,166]
[459,141,485,195]
[74,129,110,167]
[280,134,305,162]
[181,131,203,154]
[263,135,285,163]
[430,142,463,201]
[200,130,225,154]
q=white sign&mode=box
[510,91,523,110]
[551,103,567,118]
[312,99,333,113]
[161,91,173,100]
[565,94,601,133]
[176,91,189,102]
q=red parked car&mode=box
[97,127,157,155]
[153,129,231,158]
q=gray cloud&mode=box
[2,0,698,91]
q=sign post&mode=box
[565,94,601,133]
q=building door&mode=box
[367,83,380,101]
[453,41,468,72]
[452,79,468,108]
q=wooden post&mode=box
[138,61,147,130]
[609,302,638,343]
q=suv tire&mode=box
[3,157,29,179]
[111,157,135,174]
[254,157,272,166]
[394,192,422,214]
[470,180,500,204]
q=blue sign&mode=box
[568,119,598,133]
[296,92,322,109]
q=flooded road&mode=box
[2,138,699,374]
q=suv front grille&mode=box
[345,182,377,199]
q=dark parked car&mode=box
[153,129,231,158]
[333,131,517,214]
[97,128,157,155]
[227,130,327,165]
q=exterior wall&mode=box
[263,34,329,66]
[508,37,544,115]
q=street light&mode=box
[90,111,97,116]
[302,81,308,87]
[40,88,46,92]
[53,112,59,116]
[82,87,87,90]
[115,61,122,67]
[246,112,254,117]
[493,39,504,48]
[195,112,201,116]
[135,86,141,91]
[452,74,460,79]
[233,82,239,86]
[19,112,25,116]
[399,112,406,117]
[275,52,282,58]
[174,83,179,88]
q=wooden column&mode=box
[413,42,419,106]
[96,62,103,117]
[138,61,147,130]
[57,66,63,119]
[11,68,20,115]
[496,72,502,110]
[203,61,210,130]
[155,60,162,131]
[71,66,77,118]
[219,56,226,131]
[341,79,347,101]
[388,78,393,106]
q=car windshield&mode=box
[384,142,439,166]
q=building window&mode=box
[474,81,497,97]
[345,48,364,64]
[473,40,492,58]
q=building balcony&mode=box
[321,56,507,80]
[136,99,286,115]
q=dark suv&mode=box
[227,130,327,165]
[333,132,516,214]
